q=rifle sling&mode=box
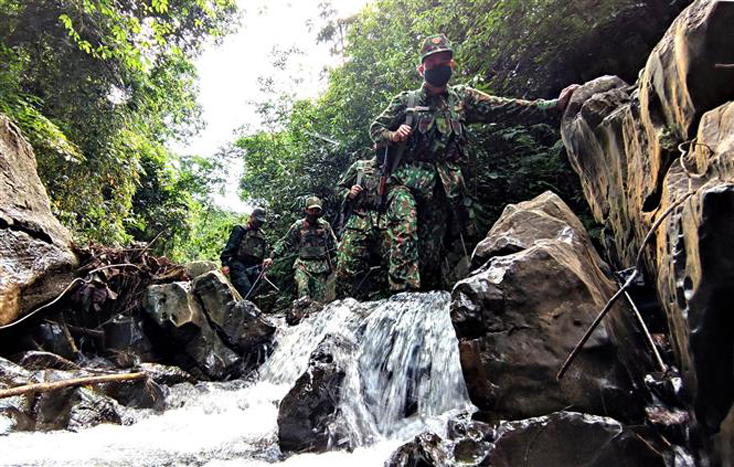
[387,92,417,175]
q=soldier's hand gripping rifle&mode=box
[337,169,365,238]
[376,94,424,221]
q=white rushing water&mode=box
[1,292,472,466]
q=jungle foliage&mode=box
[0,0,238,250]
[1,0,689,270]
[235,0,689,245]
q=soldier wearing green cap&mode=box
[334,156,390,300]
[265,196,337,302]
[221,207,271,299]
[370,33,579,291]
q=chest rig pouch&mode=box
[411,89,466,162]
[237,227,267,261]
[299,223,328,260]
[356,161,380,211]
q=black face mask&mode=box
[306,213,319,223]
[424,63,452,87]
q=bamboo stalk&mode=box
[0,372,146,399]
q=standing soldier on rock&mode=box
[370,33,578,291]
[220,207,272,299]
[334,156,389,299]
[264,196,337,303]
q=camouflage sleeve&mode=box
[337,162,359,201]
[271,222,300,258]
[220,225,245,266]
[461,86,560,126]
[369,92,409,146]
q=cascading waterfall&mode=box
[0,292,472,466]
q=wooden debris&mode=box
[0,372,147,399]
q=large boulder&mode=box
[452,192,649,421]
[277,333,356,454]
[655,101,734,441]
[385,412,672,467]
[560,0,734,455]
[0,114,78,325]
[486,412,668,466]
[142,281,240,380]
[191,271,276,357]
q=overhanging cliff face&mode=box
[0,114,78,325]
[560,0,734,448]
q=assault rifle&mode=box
[376,94,426,218]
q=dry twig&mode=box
[0,372,146,399]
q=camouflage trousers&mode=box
[229,261,261,299]
[385,185,421,292]
[335,214,388,299]
[386,183,466,291]
[294,259,330,302]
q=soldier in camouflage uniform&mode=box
[266,196,337,302]
[220,207,271,299]
[370,34,578,291]
[334,157,390,299]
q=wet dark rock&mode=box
[227,301,277,350]
[644,370,684,408]
[452,191,647,422]
[137,362,197,386]
[386,412,681,467]
[98,376,166,411]
[0,356,35,433]
[32,370,122,431]
[0,355,33,385]
[142,281,240,380]
[32,321,79,360]
[286,297,323,326]
[487,411,667,466]
[384,432,448,467]
[64,387,123,432]
[446,418,494,466]
[103,316,155,361]
[191,270,240,319]
[11,351,81,372]
[277,333,356,454]
[646,404,690,446]
[192,272,276,358]
[0,114,79,326]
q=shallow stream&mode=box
[1,292,470,466]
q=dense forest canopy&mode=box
[0,0,238,253]
[235,0,687,238]
[0,0,689,269]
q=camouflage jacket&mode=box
[337,158,386,231]
[220,223,268,267]
[369,84,559,201]
[271,218,337,274]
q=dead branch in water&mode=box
[0,372,146,399]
